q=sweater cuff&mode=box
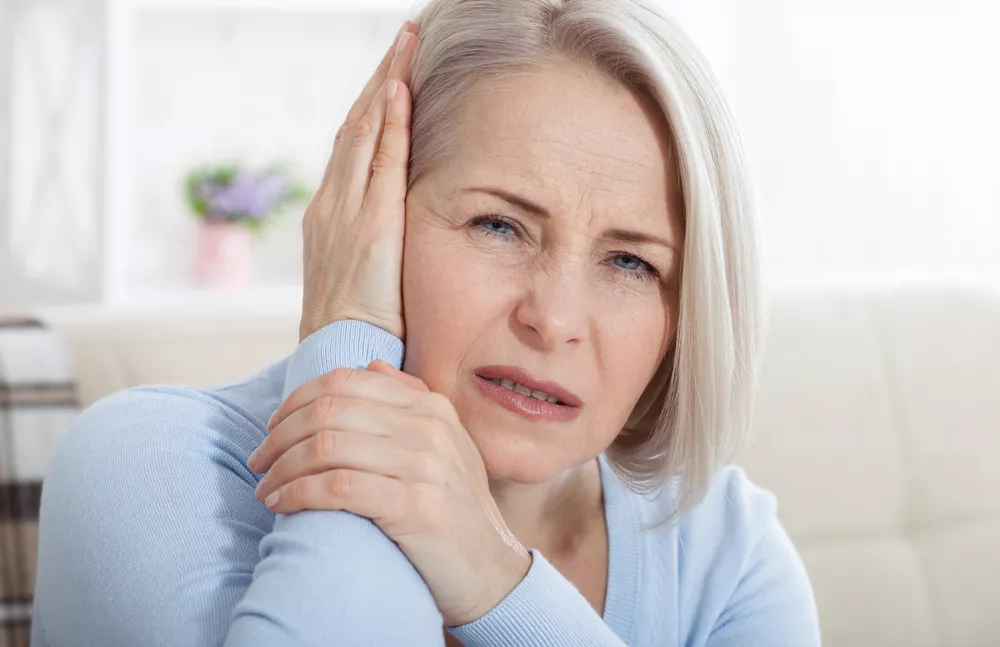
[447,549,621,647]
[283,320,405,399]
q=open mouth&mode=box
[481,376,569,406]
[471,372,582,423]
[472,365,582,408]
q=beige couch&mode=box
[37,283,1000,647]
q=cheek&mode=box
[402,224,516,388]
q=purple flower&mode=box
[199,171,291,221]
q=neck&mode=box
[489,457,604,557]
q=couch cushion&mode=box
[740,285,1000,647]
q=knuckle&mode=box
[370,148,395,176]
[312,430,338,461]
[306,396,337,425]
[288,479,307,507]
[322,367,354,393]
[426,392,453,416]
[416,452,442,480]
[333,122,348,149]
[418,417,447,451]
[420,392,455,424]
[327,470,352,498]
[383,112,403,134]
[352,113,376,143]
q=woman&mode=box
[32,0,820,645]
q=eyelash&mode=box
[470,213,661,284]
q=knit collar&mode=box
[598,453,643,643]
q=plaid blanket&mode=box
[0,317,79,647]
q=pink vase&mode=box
[195,222,255,287]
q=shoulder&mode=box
[36,371,280,579]
[57,385,256,468]
[41,367,282,526]
[54,360,284,473]
[672,466,821,645]
[34,372,282,644]
[680,465,779,550]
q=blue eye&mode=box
[608,253,659,284]
[614,255,644,271]
[471,213,521,240]
[482,220,515,236]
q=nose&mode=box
[513,262,588,351]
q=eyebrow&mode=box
[461,186,678,251]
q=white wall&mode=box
[718,0,1000,283]
[129,10,405,295]
[1,0,998,306]
[4,0,105,304]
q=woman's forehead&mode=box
[442,66,679,219]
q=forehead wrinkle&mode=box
[487,132,659,176]
[478,141,658,208]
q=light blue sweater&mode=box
[31,320,820,646]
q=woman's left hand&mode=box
[248,360,531,627]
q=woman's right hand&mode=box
[298,21,419,343]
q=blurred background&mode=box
[0,0,997,310]
[1,2,999,647]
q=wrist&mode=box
[451,545,531,628]
[300,308,404,344]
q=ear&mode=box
[366,360,431,392]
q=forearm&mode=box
[227,510,443,645]
[228,321,443,645]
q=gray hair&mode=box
[408,0,763,517]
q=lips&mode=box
[473,365,583,408]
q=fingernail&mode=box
[248,448,260,471]
[264,491,280,508]
[396,31,411,57]
[388,80,398,102]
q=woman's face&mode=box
[403,64,684,484]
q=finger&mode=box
[321,21,420,204]
[367,27,418,176]
[267,367,419,433]
[266,367,419,432]
[255,431,437,503]
[263,468,409,521]
[367,360,430,392]
[339,31,417,214]
[360,78,412,221]
[254,394,428,474]
[318,25,403,186]
[347,22,419,128]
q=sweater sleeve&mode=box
[228,320,444,645]
[447,550,627,646]
[31,321,444,647]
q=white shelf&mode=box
[112,284,304,312]
[127,0,422,13]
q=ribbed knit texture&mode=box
[31,321,820,646]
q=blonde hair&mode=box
[408,0,762,516]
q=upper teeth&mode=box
[491,378,563,404]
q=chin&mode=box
[466,424,581,485]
